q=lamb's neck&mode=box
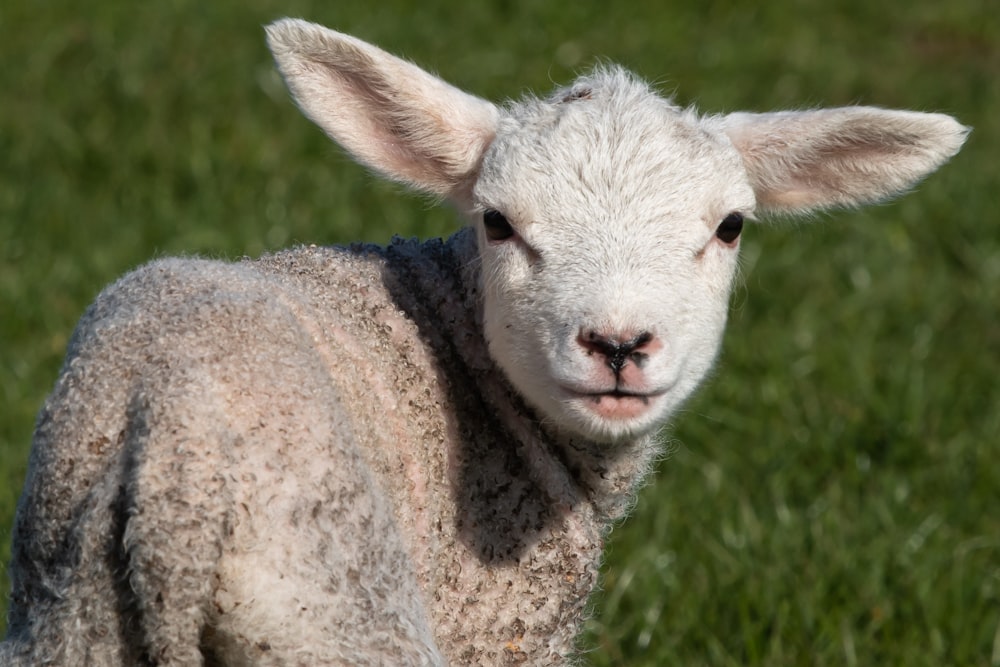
[545,430,660,523]
[386,228,662,525]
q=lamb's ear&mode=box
[265,18,498,197]
[706,107,969,215]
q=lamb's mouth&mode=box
[563,387,666,421]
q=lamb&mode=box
[1,17,967,666]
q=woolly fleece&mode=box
[2,230,650,665]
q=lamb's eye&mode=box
[483,209,515,242]
[715,212,744,244]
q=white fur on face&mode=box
[472,69,755,444]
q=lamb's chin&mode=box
[548,391,672,445]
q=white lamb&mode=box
[1,18,967,666]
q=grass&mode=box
[1,0,998,663]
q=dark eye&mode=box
[715,212,744,244]
[483,209,515,242]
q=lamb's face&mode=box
[473,71,756,444]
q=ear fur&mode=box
[706,107,970,215]
[265,18,499,198]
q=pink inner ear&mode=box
[268,19,499,198]
[716,107,968,216]
[754,188,828,212]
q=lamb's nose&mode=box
[577,330,655,374]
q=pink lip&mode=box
[562,387,665,421]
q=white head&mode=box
[266,19,968,444]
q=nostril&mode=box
[577,329,657,373]
[632,332,653,348]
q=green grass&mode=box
[1,0,998,663]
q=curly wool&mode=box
[2,229,656,666]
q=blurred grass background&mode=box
[1,0,997,664]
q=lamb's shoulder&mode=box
[54,251,451,661]
[251,240,609,662]
[31,241,456,531]
[92,248,442,507]
[20,255,306,521]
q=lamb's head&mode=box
[471,70,754,442]
[266,19,968,444]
